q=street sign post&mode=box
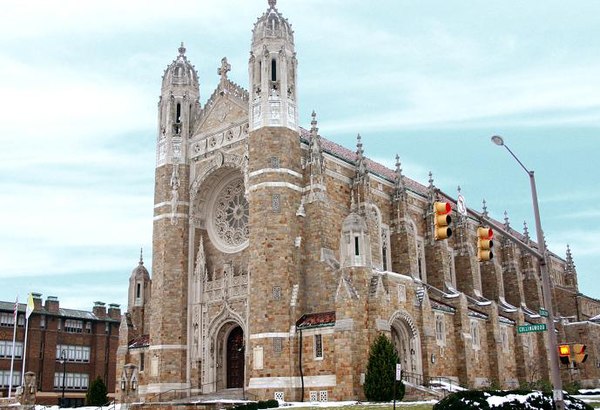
[517,323,547,334]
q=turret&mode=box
[249,0,298,131]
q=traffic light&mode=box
[558,344,571,365]
[477,227,494,261]
[433,202,452,240]
[573,343,588,364]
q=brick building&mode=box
[117,0,600,402]
[0,294,120,406]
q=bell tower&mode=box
[249,0,298,131]
[246,0,304,400]
[149,43,199,392]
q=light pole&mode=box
[59,349,67,407]
[491,135,564,410]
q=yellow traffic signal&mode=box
[433,202,452,240]
[573,343,588,364]
[558,344,571,365]
[477,227,494,261]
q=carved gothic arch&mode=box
[389,310,423,377]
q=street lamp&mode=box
[59,349,67,407]
[491,135,564,410]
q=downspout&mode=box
[298,328,304,401]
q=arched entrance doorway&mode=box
[226,326,244,388]
[390,313,422,381]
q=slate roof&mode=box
[296,311,336,329]
[128,334,150,349]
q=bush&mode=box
[257,401,269,409]
[432,390,593,410]
[85,376,109,406]
[363,333,405,401]
[265,399,279,408]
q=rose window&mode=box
[212,177,249,251]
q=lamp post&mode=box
[59,349,67,407]
[491,135,564,410]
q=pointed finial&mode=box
[566,244,576,274]
[139,248,144,265]
[504,210,510,229]
[218,57,231,83]
[428,172,434,188]
[457,185,461,195]
[523,221,530,242]
[268,0,276,8]
[395,154,402,176]
[356,133,363,153]
[178,42,186,56]
[482,199,488,217]
[310,110,318,134]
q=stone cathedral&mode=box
[117,0,600,402]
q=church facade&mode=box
[116,0,600,402]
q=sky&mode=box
[1,0,599,311]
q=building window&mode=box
[85,322,92,333]
[56,345,91,363]
[64,319,83,333]
[274,392,284,401]
[0,370,21,387]
[140,352,145,372]
[271,59,277,82]
[0,341,23,359]
[417,240,426,281]
[319,390,328,402]
[136,283,141,299]
[470,320,480,350]
[435,314,445,346]
[270,156,280,168]
[314,334,323,360]
[0,312,15,327]
[309,391,318,402]
[54,372,89,390]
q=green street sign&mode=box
[539,308,549,317]
[517,324,547,334]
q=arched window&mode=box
[271,59,277,81]
[435,314,445,345]
[176,103,181,123]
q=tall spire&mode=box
[139,248,144,265]
[268,0,276,9]
[178,42,186,56]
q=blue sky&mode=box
[1,0,599,310]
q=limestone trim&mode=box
[297,327,335,337]
[155,201,190,209]
[249,167,303,179]
[143,382,189,394]
[248,181,303,193]
[249,332,291,339]
[148,344,188,351]
[154,213,188,221]
[248,375,336,389]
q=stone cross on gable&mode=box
[218,57,231,84]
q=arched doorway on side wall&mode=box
[226,325,244,388]
[390,313,422,381]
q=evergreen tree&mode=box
[86,376,109,406]
[363,333,405,401]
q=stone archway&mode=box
[214,321,245,391]
[226,326,244,388]
[390,312,422,379]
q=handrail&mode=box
[401,371,464,395]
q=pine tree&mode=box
[363,333,405,401]
[85,376,109,406]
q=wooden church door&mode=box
[227,326,244,388]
